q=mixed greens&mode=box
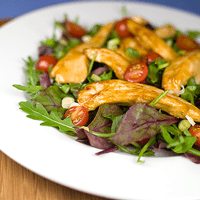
[13,8,200,164]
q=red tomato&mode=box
[66,21,87,38]
[36,55,57,72]
[115,18,132,38]
[189,125,200,146]
[142,52,163,65]
[63,106,89,126]
[176,35,200,51]
[124,63,148,83]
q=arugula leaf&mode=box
[99,70,113,81]
[23,56,41,86]
[181,77,200,105]
[160,125,197,154]
[173,137,197,154]
[19,101,76,133]
[147,58,169,87]
[186,30,200,39]
[13,84,44,94]
[88,24,102,36]
[68,83,88,98]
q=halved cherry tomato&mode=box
[36,55,57,72]
[66,21,87,38]
[142,52,163,65]
[124,62,148,83]
[189,125,200,146]
[115,18,132,38]
[176,35,200,51]
[63,106,89,126]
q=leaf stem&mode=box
[89,130,115,138]
[149,90,169,107]
[137,135,156,163]
[187,148,200,157]
[88,51,97,75]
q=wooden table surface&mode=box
[0,19,110,200]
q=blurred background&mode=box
[0,0,200,19]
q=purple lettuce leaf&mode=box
[91,65,110,76]
[83,129,114,149]
[32,85,66,117]
[74,104,123,149]
[184,152,200,164]
[96,146,118,155]
[152,140,168,151]
[88,104,123,133]
[40,71,52,89]
[75,126,113,149]
[38,45,54,57]
[109,103,178,146]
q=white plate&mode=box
[1,1,200,200]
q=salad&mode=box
[13,7,200,164]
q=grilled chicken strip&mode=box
[84,47,131,79]
[78,79,200,122]
[127,19,178,61]
[162,50,200,95]
[50,22,115,83]
[116,37,148,63]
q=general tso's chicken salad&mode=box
[13,7,200,163]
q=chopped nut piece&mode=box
[154,24,177,39]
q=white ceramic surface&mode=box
[1,2,200,200]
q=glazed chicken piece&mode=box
[162,50,200,95]
[131,16,149,26]
[115,37,148,63]
[127,19,178,61]
[50,22,115,83]
[78,79,200,122]
[84,47,131,79]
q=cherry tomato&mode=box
[63,106,89,126]
[36,55,57,72]
[124,63,148,83]
[142,52,163,65]
[115,18,132,38]
[66,21,87,38]
[189,125,200,146]
[176,35,200,51]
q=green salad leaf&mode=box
[19,101,76,133]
